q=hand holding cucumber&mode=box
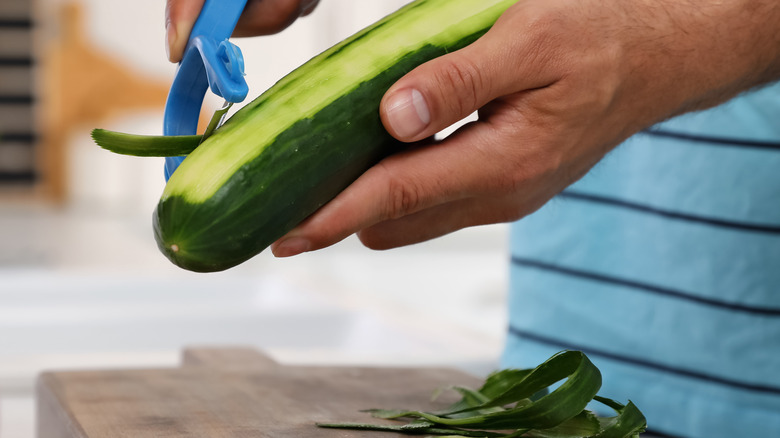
[270,0,780,257]
[160,0,780,260]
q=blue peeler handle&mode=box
[163,0,250,180]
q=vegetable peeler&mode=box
[163,0,250,180]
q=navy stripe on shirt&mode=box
[558,190,780,234]
[511,256,780,316]
[642,129,780,150]
[508,325,780,395]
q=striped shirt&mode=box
[502,81,780,438]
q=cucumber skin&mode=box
[155,12,502,272]
[91,129,201,157]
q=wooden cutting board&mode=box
[37,348,482,437]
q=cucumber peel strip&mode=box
[316,351,646,438]
[91,129,201,157]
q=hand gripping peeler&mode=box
[163,0,250,180]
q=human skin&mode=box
[166,0,780,257]
[165,0,320,62]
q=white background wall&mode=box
[0,1,509,436]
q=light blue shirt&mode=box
[503,81,780,437]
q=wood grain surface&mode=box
[37,348,482,437]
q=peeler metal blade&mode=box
[200,100,233,144]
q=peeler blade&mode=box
[200,100,233,144]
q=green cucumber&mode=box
[104,0,516,272]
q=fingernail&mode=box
[166,22,176,62]
[385,88,430,139]
[273,237,311,258]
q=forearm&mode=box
[708,0,780,91]
[630,0,780,118]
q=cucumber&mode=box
[103,0,516,272]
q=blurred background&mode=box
[0,0,509,436]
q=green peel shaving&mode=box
[317,351,647,438]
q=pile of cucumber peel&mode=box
[317,351,646,438]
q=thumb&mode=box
[165,0,204,63]
[380,38,507,142]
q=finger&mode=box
[356,175,558,250]
[271,119,519,257]
[166,0,320,62]
[380,4,561,142]
[233,0,320,37]
[362,95,575,249]
[301,0,320,16]
[356,195,520,251]
[166,0,205,62]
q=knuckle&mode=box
[432,57,486,118]
[380,164,421,220]
[520,2,567,42]
[506,3,570,73]
[387,179,420,220]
